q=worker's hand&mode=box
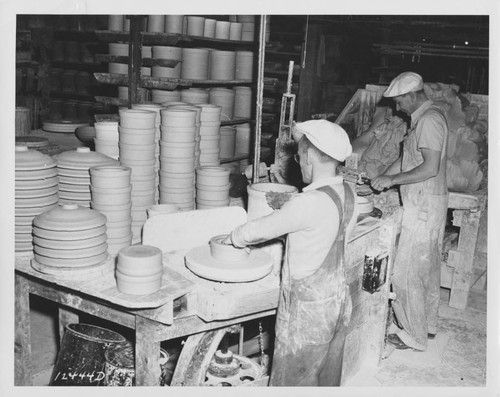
[371,175,393,191]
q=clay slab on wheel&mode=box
[185,245,273,282]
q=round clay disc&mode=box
[185,245,273,283]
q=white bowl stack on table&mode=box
[195,166,231,209]
[94,121,119,159]
[159,107,197,211]
[168,104,202,167]
[197,104,222,167]
[90,165,133,256]
[118,108,158,243]
[15,146,59,253]
[53,147,118,208]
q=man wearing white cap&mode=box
[224,120,357,386]
[372,72,448,351]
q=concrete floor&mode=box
[28,287,487,387]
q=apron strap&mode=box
[316,182,355,236]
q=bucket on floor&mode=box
[50,323,126,386]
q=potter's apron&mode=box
[392,106,448,350]
[269,183,354,386]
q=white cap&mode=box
[383,72,424,97]
[293,120,352,162]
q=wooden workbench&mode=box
[14,216,396,386]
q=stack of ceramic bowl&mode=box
[195,166,231,209]
[152,46,182,79]
[233,86,253,119]
[131,103,166,202]
[15,146,59,253]
[31,204,111,277]
[235,123,252,157]
[219,126,236,160]
[94,121,119,159]
[54,147,118,207]
[209,88,235,121]
[90,165,132,256]
[159,107,197,211]
[168,104,202,167]
[118,109,158,243]
[115,245,163,295]
[197,104,222,167]
[180,88,209,104]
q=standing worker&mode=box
[371,72,449,351]
[223,120,357,386]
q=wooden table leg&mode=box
[58,307,80,343]
[135,316,161,386]
[15,274,32,386]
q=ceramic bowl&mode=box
[146,204,180,218]
[119,131,156,146]
[119,109,157,129]
[159,176,195,189]
[160,144,196,158]
[115,270,162,295]
[196,188,229,201]
[33,233,107,250]
[90,165,131,189]
[117,244,162,268]
[196,197,230,207]
[75,126,96,144]
[34,242,108,259]
[15,176,59,190]
[209,234,250,262]
[159,190,194,203]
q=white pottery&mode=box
[159,189,194,204]
[33,203,106,231]
[199,137,220,150]
[203,19,216,38]
[15,185,59,199]
[142,46,152,58]
[146,204,180,218]
[152,89,181,103]
[130,178,156,192]
[117,244,162,272]
[219,126,236,158]
[196,166,230,186]
[32,224,106,241]
[35,242,108,260]
[209,234,249,261]
[160,142,196,158]
[235,51,254,80]
[118,86,128,100]
[15,145,57,170]
[89,165,131,189]
[186,16,205,36]
[54,147,118,170]
[199,125,221,137]
[209,88,235,120]
[131,194,155,207]
[119,109,157,129]
[152,66,181,79]
[165,15,184,34]
[108,15,124,31]
[94,138,119,158]
[181,48,209,80]
[196,188,229,201]
[33,233,107,250]
[160,108,197,127]
[235,123,252,155]
[119,127,156,145]
[233,86,253,119]
[147,15,165,33]
[160,157,195,174]
[91,186,132,206]
[108,62,128,74]
[209,50,236,80]
[15,193,59,208]
[16,176,58,190]
[58,182,91,193]
[215,21,231,39]
[160,132,196,144]
[34,251,109,268]
[197,104,222,122]
[196,198,230,208]
[229,22,243,41]
[115,269,162,295]
[180,88,209,104]
[108,42,129,56]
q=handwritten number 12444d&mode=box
[52,371,106,383]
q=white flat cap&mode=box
[383,72,424,97]
[293,120,352,162]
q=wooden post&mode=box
[15,274,32,385]
[58,307,79,343]
[135,316,161,386]
[15,107,31,136]
[128,16,144,107]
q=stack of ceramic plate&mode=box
[159,107,197,211]
[31,204,111,278]
[54,147,119,207]
[94,121,119,159]
[118,109,158,243]
[15,146,59,253]
[197,104,222,167]
[195,166,231,209]
[115,245,163,295]
[90,165,133,256]
[42,120,88,133]
[131,103,166,203]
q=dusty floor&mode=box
[28,287,487,387]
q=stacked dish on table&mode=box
[90,165,133,256]
[195,166,231,209]
[94,121,119,159]
[158,107,197,211]
[118,109,158,243]
[167,104,202,167]
[53,147,118,208]
[197,104,222,167]
[15,146,59,253]
[31,203,111,278]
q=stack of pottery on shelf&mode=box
[229,21,243,41]
[239,15,256,41]
[181,48,209,80]
[186,16,205,36]
[15,146,59,253]
[54,147,118,208]
[210,50,236,81]
[165,15,184,34]
[115,245,163,295]
[195,166,231,209]
[203,18,217,38]
[94,121,119,159]
[215,21,231,40]
[152,89,181,104]
[90,165,133,256]
[118,109,158,243]
[31,204,111,278]
[108,41,151,77]
[159,107,197,211]
[209,88,235,121]
[233,86,253,119]
[152,46,182,79]
[168,104,202,166]
[180,88,209,105]
[219,126,236,160]
[197,104,222,166]
[147,15,165,33]
[235,51,254,81]
[131,103,165,202]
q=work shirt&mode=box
[402,99,448,203]
[231,176,357,279]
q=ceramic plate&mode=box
[57,175,90,185]
[33,233,107,250]
[15,241,33,252]
[33,204,106,231]
[15,177,59,190]
[15,215,35,226]
[34,251,109,267]
[58,182,91,193]
[15,185,59,199]
[33,225,106,241]
[15,146,57,170]
[15,168,58,181]
[54,147,119,169]
[15,193,59,208]
[31,254,113,279]
[43,120,89,133]
[34,242,108,259]
[15,224,34,235]
[58,198,91,207]
[59,190,92,200]
[15,203,58,217]
[15,135,50,149]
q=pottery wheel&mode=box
[185,245,273,283]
